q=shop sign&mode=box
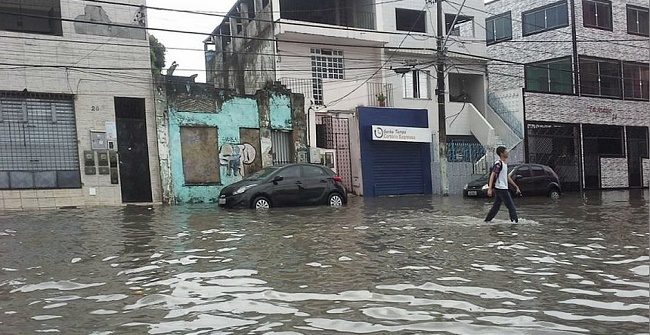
[371,125,431,143]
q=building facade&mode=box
[154,77,308,204]
[206,0,519,196]
[486,0,649,190]
[0,0,161,209]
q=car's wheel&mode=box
[328,193,344,207]
[252,196,271,209]
[549,188,561,199]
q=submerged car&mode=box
[463,163,562,199]
[218,163,347,209]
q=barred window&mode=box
[310,48,344,105]
[0,92,81,189]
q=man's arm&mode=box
[487,172,496,197]
[508,175,521,194]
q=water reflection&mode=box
[0,191,647,334]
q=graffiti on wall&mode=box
[219,143,257,176]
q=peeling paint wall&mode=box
[156,77,307,204]
[73,4,146,40]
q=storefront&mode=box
[357,107,432,197]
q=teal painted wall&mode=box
[168,97,260,203]
[270,94,292,130]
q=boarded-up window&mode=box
[180,127,220,184]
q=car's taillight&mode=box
[334,176,343,182]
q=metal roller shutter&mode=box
[372,142,425,196]
[0,93,80,189]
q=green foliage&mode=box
[149,35,166,75]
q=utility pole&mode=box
[435,0,449,196]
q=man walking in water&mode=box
[485,146,521,223]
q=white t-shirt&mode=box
[493,160,508,190]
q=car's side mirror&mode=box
[272,175,284,183]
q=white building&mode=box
[0,0,161,209]
[206,0,516,195]
[486,0,649,190]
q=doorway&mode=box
[627,126,648,188]
[114,97,152,202]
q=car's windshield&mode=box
[245,166,280,180]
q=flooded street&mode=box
[0,191,648,335]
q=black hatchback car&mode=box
[463,163,562,199]
[218,163,347,209]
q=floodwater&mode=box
[0,191,648,335]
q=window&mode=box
[303,165,329,178]
[531,166,546,177]
[180,127,220,184]
[0,0,62,35]
[579,57,621,98]
[623,62,650,100]
[583,0,612,30]
[395,8,426,33]
[627,5,649,36]
[516,166,531,177]
[583,125,623,156]
[403,70,429,99]
[0,92,80,190]
[522,1,569,35]
[446,14,474,37]
[311,48,344,105]
[279,166,301,179]
[525,57,573,94]
[486,12,512,44]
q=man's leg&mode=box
[484,193,503,222]
[501,190,519,223]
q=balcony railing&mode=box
[279,77,316,103]
[367,82,393,107]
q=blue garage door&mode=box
[372,142,426,196]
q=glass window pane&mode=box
[486,19,495,42]
[583,1,597,26]
[526,65,548,92]
[597,2,612,29]
[627,7,638,33]
[639,10,649,36]
[280,166,301,179]
[599,61,622,97]
[580,59,600,95]
[550,60,573,94]
[547,6,559,28]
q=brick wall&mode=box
[600,158,629,188]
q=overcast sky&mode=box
[147,0,237,82]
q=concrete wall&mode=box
[158,79,307,204]
[601,158,629,189]
[0,0,160,210]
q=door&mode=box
[627,127,648,188]
[115,98,152,203]
[513,165,533,195]
[300,165,330,204]
[530,165,549,195]
[269,165,302,207]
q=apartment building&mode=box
[206,0,520,196]
[0,0,161,209]
[486,0,649,190]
